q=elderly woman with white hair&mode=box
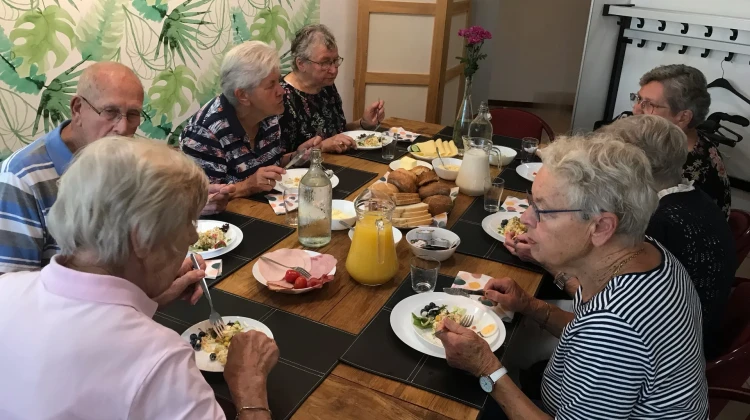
[279,24,386,153]
[0,137,278,419]
[437,135,708,419]
[181,41,320,197]
[604,115,735,360]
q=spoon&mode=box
[339,220,354,232]
[436,148,447,169]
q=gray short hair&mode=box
[603,115,688,190]
[542,135,659,246]
[221,41,280,106]
[640,64,711,128]
[48,136,209,267]
[291,24,337,71]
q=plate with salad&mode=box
[190,220,243,259]
[342,130,385,150]
[390,292,506,358]
[181,316,273,372]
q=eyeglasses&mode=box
[630,93,669,114]
[527,190,583,223]
[306,56,344,70]
[80,96,142,125]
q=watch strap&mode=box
[489,366,508,383]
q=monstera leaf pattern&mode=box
[0,0,320,161]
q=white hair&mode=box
[220,41,280,106]
[602,115,688,190]
[48,136,209,267]
[541,135,659,246]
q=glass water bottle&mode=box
[298,148,332,248]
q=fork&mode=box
[459,314,474,328]
[260,256,311,279]
[191,253,226,338]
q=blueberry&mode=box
[189,333,198,341]
[209,353,217,361]
[227,321,234,326]
[198,331,206,338]
[192,342,201,351]
[210,330,217,339]
[428,309,439,317]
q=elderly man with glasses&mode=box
[278,24,386,154]
[0,62,233,274]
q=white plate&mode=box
[516,163,543,182]
[181,316,273,372]
[388,160,433,171]
[190,220,243,259]
[252,250,337,294]
[343,130,384,150]
[274,168,340,193]
[411,300,500,351]
[348,226,403,244]
[408,151,458,162]
[390,292,506,358]
[481,211,523,243]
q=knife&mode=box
[284,150,306,169]
[443,287,486,297]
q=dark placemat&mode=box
[436,126,536,151]
[156,290,356,420]
[449,197,544,274]
[340,273,520,410]
[498,159,533,193]
[345,141,411,164]
[198,212,294,287]
[246,163,377,203]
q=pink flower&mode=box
[459,25,492,45]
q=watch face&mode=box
[479,375,493,393]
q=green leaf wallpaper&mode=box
[0,0,320,159]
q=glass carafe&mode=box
[468,101,493,141]
[298,148,332,247]
[455,137,500,197]
[345,189,398,286]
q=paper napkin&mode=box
[265,192,298,215]
[382,127,422,143]
[204,259,223,279]
[451,271,514,322]
[500,196,529,213]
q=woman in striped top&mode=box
[437,135,708,419]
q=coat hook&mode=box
[731,29,738,41]
[657,42,667,51]
[637,18,645,28]
[681,23,689,34]
[658,20,666,31]
[701,49,711,58]
[637,39,647,48]
[705,26,713,37]
[679,45,688,54]
[725,52,735,62]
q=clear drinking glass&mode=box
[283,188,299,227]
[484,178,505,212]
[411,256,440,293]
[381,136,397,160]
[521,137,539,163]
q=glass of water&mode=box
[411,256,440,293]
[484,178,505,212]
[381,136,397,160]
[283,188,298,227]
[521,137,539,163]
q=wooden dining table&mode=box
[215,117,544,419]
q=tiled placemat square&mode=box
[448,198,544,273]
[155,290,356,420]
[498,160,533,193]
[199,212,294,287]
[345,142,411,164]
[340,273,520,410]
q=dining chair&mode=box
[488,108,556,143]
[729,209,750,286]
[706,281,750,418]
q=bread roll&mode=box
[416,170,438,187]
[418,182,451,199]
[394,168,417,183]
[409,166,431,177]
[371,182,399,195]
[388,170,417,193]
[423,195,453,215]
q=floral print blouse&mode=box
[683,132,731,218]
[278,80,348,151]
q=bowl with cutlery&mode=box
[405,227,460,262]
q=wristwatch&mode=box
[479,366,508,393]
[553,272,569,291]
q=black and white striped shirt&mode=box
[541,239,708,419]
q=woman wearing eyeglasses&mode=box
[279,24,386,154]
[631,64,730,219]
[437,135,708,419]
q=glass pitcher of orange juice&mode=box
[345,189,398,286]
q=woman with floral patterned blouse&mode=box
[279,24,386,154]
[632,64,731,218]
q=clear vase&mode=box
[453,76,473,154]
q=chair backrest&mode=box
[716,281,750,358]
[488,108,556,142]
[728,209,750,270]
